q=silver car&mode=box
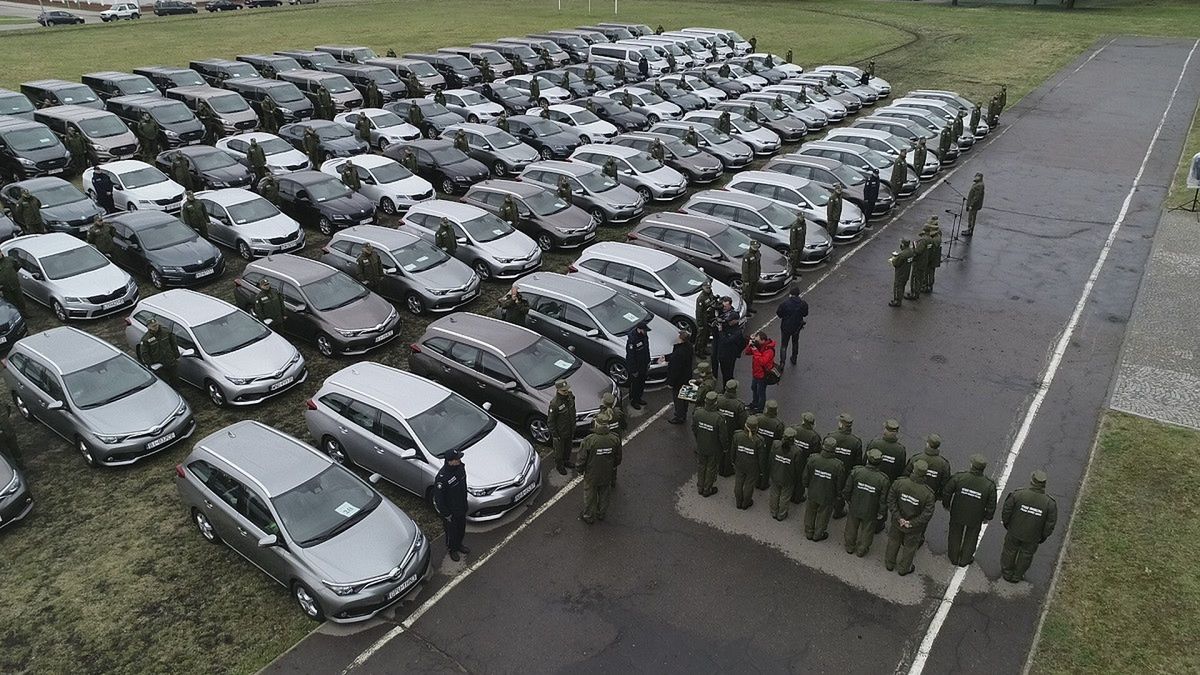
[1,233,138,322]
[725,171,866,242]
[517,160,644,226]
[175,420,430,622]
[401,200,541,281]
[441,122,539,178]
[124,289,307,407]
[680,189,834,262]
[682,110,781,155]
[570,241,742,334]
[4,326,194,467]
[306,363,542,522]
[568,143,687,203]
[194,188,305,260]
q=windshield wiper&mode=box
[299,504,374,546]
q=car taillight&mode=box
[567,264,577,272]
[175,464,185,478]
[626,232,637,240]
[123,317,131,326]
[304,398,316,410]
[409,343,421,353]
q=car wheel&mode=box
[205,380,227,407]
[536,232,554,252]
[127,203,138,211]
[13,394,32,422]
[132,12,140,18]
[321,436,351,465]
[380,197,397,215]
[440,178,456,194]
[52,301,68,322]
[605,359,629,385]
[318,216,334,236]
[673,316,696,335]
[192,509,222,544]
[492,160,506,177]
[377,138,390,151]
[150,269,165,290]
[539,146,554,160]
[77,438,97,468]
[423,126,438,139]
[405,293,424,316]
[636,186,653,203]
[316,334,335,357]
[648,114,660,124]
[728,277,744,293]
[579,135,591,144]
[538,97,548,107]
[292,582,325,622]
[237,240,253,260]
[527,414,551,445]
[589,207,606,226]
[468,114,479,123]
[472,260,491,281]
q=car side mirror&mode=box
[652,289,667,298]
[572,188,584,196]
[759,225,771,232]
[585,328,600,338]
[257,534,278,547]
[455,236,467,245]
[482,401,493,410]
[368,473,383,484]
[30,271,44,281]
[502,381,519,391]
[384,266,399,275]
[286,302,307,313]
[398,447,418,459]
[180,348,196,357]
[46,400,64,411]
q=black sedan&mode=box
[572,96,648,133]
[499,114,582,160]
[278,120,369,162]
[155,146,254,191]
[563,64,618,92]
[107,211,225,289]
[205,0,242,10]
[37,10,85,26]
[0,178,102,238]
[275,170,376,235]
[383,99,465,139]
[383,139,489,195]
[691,68,750,97]
[649,80,706,112]
[471,83,530,116]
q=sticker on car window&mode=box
[738,242,750,249]
[492,229,504,235]
[404,264,417,271]
[554,359,572,369]
[334,502,360,518]
[686,279,702,286]
[623,312,639,322]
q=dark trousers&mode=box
[947,518,984,566]
[750,377,767,414]
[780,329,800,364]
[1001,533,1040,581]
[444,513,466,553]
[716,354,738,389]
[670,385,688,421]
[629,369,647,404]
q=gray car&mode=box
[0,452,33,531]
[124,289,307,407]
[320,225,479,315]
[4,326,194,467]
[441,122,539,178]
[568,142,687,203]
[610,132,724,185]
[175,420,430,622]
[794,140,918,197]
[681,189,835,262]
[233,255,400,357]
[1,233,138,322]
[511,272,674,385]
[517,159,644,226]
[649,120,753,170]
[401,200,541,281]
[0,177,103,238]
[462,179,596,252]
[306,363,542,522]
[762,154,896,218]
[409,312,617,444]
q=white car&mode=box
[545,104,618,144]
[0,233,137,322]
[333,109,420,151]
[748,53,804,78]
[84,160,185,214]
[99,2,140,21]
[320,155,433,215]
[193,188,305,260]
[658,73,727,106]
[764,84,849,121]
[815,65,891,97]
[502,75,570,105]
[682,110,780,155]
[216,132,310,176]
[603,86,683,124]
[431,89,505,123]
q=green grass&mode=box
[1,1,1199,673]
[0,15,35,24]
[1169,99,1200,205]
[1030,412,1200,674]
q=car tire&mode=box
[491,160,506,177]
[527,413,551,445]
[636,186,653,203]
[423,126,438,139]
[405,293,424,316]
[150,269,165,290]
[292,581,325,622]
[539,147,553,160]
[377,137,390,151]
[380,197,397,215]
[77,438,97,468]
[589,207,606,226]
[535,232,553,252]
[192,508,223,544]
[52,301,68,322]
[13,393,33,422]
[648,114,660,124]
[205,379,227,407]
[468,114,479,123]
[579,135,591,144]
[728,277,743,293]
[127,203,138,211]
[672,316,696,335]
[316,334,335,357]
[440,178,456,194]
[318,216,334,236]
[605,359,629,385]
[472,260,491,281]
[237,240,253,260]
[132,12,140,18]
[538,97,548,107]
[321,435,351,465]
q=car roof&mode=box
[323,362,451,418]
[196,187,260,207]
[469,179,540,198]
[425,312,539,357]
[803,139,872,154]
[168,144,227,158]
[191,58,243,67]
[730,170,812,189]
[281,169,337,187]
[284,119,339,130]
[16,326,118,375]
[193,420,330,498]
[408,199,485,220]
[515,271,613,305]
[99,159,154,174]
[82,71,142,81]
[227,131,285,144]
[397,139,452,152]
[109,94,179,108]
[575,143,637,158]
[333,224,419,248]
[315,44,370,50]
[7,176,73,192]
[248,253,336,285]
[23,79,84,89]
[639,211,729,236]
[5,231,87,256]
[107,210,179,230]
[579,240,674,270]
[549,103,585,114]
[688,188,774,209]
[771,154,840,170]
[141,288,239,324]
[446,122,500,135]
[344,153,392,168]
[525,159,592,176]
[829,127,894,140]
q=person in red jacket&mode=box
[745,331,776,414]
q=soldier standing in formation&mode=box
[87,217,116,258]
[907,227,930,301]
[964,172,984,238]
[252,278,284,326]
[863,169,880,224]
[198,103,221,144]
[741,240,761,314]
[356,242,384,289]
[969,102,981,138]
[579,412,620,524]
[598,392,625,488]
[406,73,422,98]
[923,218,942,293]
[842,449,891,556]
[339,162,361,190]
[365,80,383,109]
[497,287,529,325]
[64,126,88,174]
[650,138,666,162]
[884,460,936,575]
[693,391,723,497]
[802,437,845,541]
[303,127,323,168]
[998,84,1008,114]
[316,86,335,120]
[259,97,280,134]
[355,113,373,144]
[1001,471,1057,582]
[825,413,862,518]
[454,129,469,153]
[938,124,953,168]
[825,185,843,237]
[891,148,908,199]
[603,157,618,179]
[258,173,281,206]
[912,137,927,179]
[136,112,160,162]
[247,138,268,181]
[866,419,907,484]
[136,318,180,384]
[953,110,965,144]
[181,191,208,238]
[755,400,785,489]
[547,379,576,475]
[400,147,419,173]
[684,125,699,147]
[787,213,807,275]
[767,427,799,520]
[435,217,457,255]
[499,195,519,228]
[716,111,732,135]
[906,434,951,499]
[791,412,820,504]
[625,320,651,409]
[528,78,541,106]
[732,415,763,510]
[0,253,26,315]
[943,454,997,567]
[170,153,192,191]
[16,190,45,234]
[715,379,747,478]
[888,239,914,308]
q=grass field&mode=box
[1030,412,1200,674]
[1,1,1199,673]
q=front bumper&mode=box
[249,230,306,257]
[467,457,542,522]
[95,415,196,466]
[226,364,308,405]
[61,286,139,320]
[491,256,542,279]
[0,487,33,531]
[333,316,402,355]
[327,541,431,623]
[158,258,225,287]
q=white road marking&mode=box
[903,37,1200,675]
[342,403,673,673]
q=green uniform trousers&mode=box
[734,464,756,508]
[947,519,983,566]
[768,483,793,520]
[966,209,979,234]
[843,515,879,556]
[581,480,612,523]
[696,454,719,495]
[552,434,572,470]
[804,500,832,539]
[1001,533,1040,581]
[885,524,926,573]
[742,281,757,311]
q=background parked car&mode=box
[38,10,85,26]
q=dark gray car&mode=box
[517,159,644,226]
[0,177,102,238]
[0,452,33,531]
[610,131,723,185]
[762,154,896,218]
[278,120,369,161]
[462,179,596,251]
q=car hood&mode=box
[380,173,433,197]
[53,263,129,296]
[209,331,300,378]
[267,148,309,168]
[75,379,183,436]
[470,101,504,116]
[648,101,682,115]
[541,130,579,147]
[42,199,103,226]
[642,165,685,187]
[561,365,613,414]
[408,258,474,290]
[204,164,253,186]
[478,230,538,259]
[758,246,790,275]
[578,120,618,136]
[234,212,300,239]
[317,192,376,217]
[675,152,721,173]
[303,501,417,583]
[380,122,421,138]
[15,144,69,164]
[145,237,221,267]
[127,181,185,202]
[319,293,394,331]
[840,201,864,223]
[440,158,489,179]
[430,112,465,127]
[463,423,535,487]
[594,183,642,208]
[496,143,539,164]
[537,205,592,231]
[323,137,368,154]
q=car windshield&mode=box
[405,61,437,77]
[626,153,661,173]
[428,144,469,165]
[269,84,307,104]
[55,85,98,105]
[733,117,762,132]
[307,177,352,202]
[227,197,279,224]
[482,51,508,65]
[315,125,352,141]
[489,84,524,102]
[417,101,451,117]
[266,57,302,72]
[170,71,206,87]
[137,217,197,249]
[41,245,109,279]
[78,115,129,139]
[805,89,828,102]
[577,169,617,193]
[570,108,601,124]
[638,91,666,105]
[2,124,57,151]
[591,99,622,115]
[761,201,799,228]
[657,258,707,296]
[190,149,238,170]
[508,337,579,388]
[797,181,829,206]
[443,55,475,72]
[194,309,271,355]
[34,183,86,207]
[711,225,753,257]
[559,36,587,49]
[368,160,412,183]
[526,119,561,137]
[272,466,381,547]
[118,167,169,189]
[350,48,377,61]
[858,147,892,168]
[589,292,649,335]
[457,91,488,106]
[301,270,367,311]
[365,69,400,85]
[63,354,155,409]
[392,239,448,272]
[151,102,196,125]
[259,137,294,154]
[369,111,406,128]
[831,164,865,185]
[116,77,157,95]
[667,138,699,158]
[0,94,34,116]
[321,76,355,94]
[757,105,786,121]
[485,130,521,149]
[408,392,496,457]
[460,213,513,242]
[700,128,733,144]
[524,190,569,215]
[511,45,538,60]
[208,94,250,114]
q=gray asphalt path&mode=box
[265,36,1200,675]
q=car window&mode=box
[560,304,598,332]
[243,492,279,535]
[447,341,480,368]
[661,228,689,248]
[477,352,516,383]
[377,412,417,450]
[342,399,379,431]
[422,336,452,355]
[627,267,664,293]
[191,460,241,507]
[534,296,564,319]
[319,392,352,414]
[602,260,631,283]
[329,239,355,255]
[578,258,606,274]
[271,465,380,547]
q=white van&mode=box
[588,43,669,76]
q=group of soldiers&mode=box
[887,173,986,307]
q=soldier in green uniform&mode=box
[965,173,984,237]
[17,190,45,234]
[987,94,1001,127]
[453,129,469,153]
[968,102,981,138]
[339,161,361,191]
[497,111,509,132]
[539,49,554,71]
[866,419,907,483]
[170,153,192,191]
[434,217,458,255]
[924,218,942,293]
[303,127,323,168]
[768,427,800,520]
[943,454,998,567]
[247,138,268,182]
[400,147,418,173]
[824,413,863,518]
[843,449,892,556]
[748,35,757,51]
[252,278,284,326]
[87,217,116,257]
[802,437,845,541]
[316,86,335,120]
[602,157,618,179]
[912,137,927,180]
[406,73,423,98]
[583,65,597,87]
[136,112,160,162]
[259,97,280,134]
[258,173,280,206]
[386,48,398,58]
[181,191,208,238]
[998,84,1007,114]
[547,379,576,475]
[785,49,793,64]
[497,286,529,325]
[952,111,964,145]
[557,175,572,200]
[905,434,951,499]
[709,44,719,63]
[691,361,715,416]
[788,213,807,276]
[884,460,936,575]
[135,315,182,383]
[888,239,915,307]
[937,124,953,165]
[0,252,26,315]
[528,78,541,106]
[715,379,747,478]
[64,126,88,174]
[614,61,627,84]
[716,111,731,135]
[791,412,820,504]
[365,80,383,109]
[1001,471,1057,582]
[890,148,908,199]
[578,412,619,524]
[772,95,786,112]
[732,415,764,510]
[197,102,221,144]
[499,195,519,228]
[907,226,930,301]
[692,391,723,497]
[650,139,666,162]
[825,185,843,237]
[356,242,383,289]
[598,392,626,488]
[741,240,761,314]
[755,400,786,490]
[684,125,699,147]
[355,113,373,144]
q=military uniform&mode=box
[693,284,717,358]
[741,241,761,313]
[247,141,268,181]
[64,127,88,174]
[692,392,723,496]
[715,380,747,478]
[578,414,620,523]
[547,381,576,475]
[356,245,384,288]
[498,291,529,325]
[842,449,892,556]
[969,104,981,138]
[791,412,821,504]
[303,129,323,168]
[557,176,572,200]
[824,413,863,518]
[884,460,936,574]
[0,255,25,315]
[788,214,807,274]
[732,416,764,510]
[1001,471,1057,582]
[889,239,915,307]
[170,155,193,191]
[890,151,908,198]
[197,104,220,144]
[260,98,280,134]
[943,454,998,567]
[965,174,985,237]
[136,114,160,162]
[866,420,908,483]
[181,193,208,238]
[454,131,469,153]
[825,188,842,238]
[598,392,626,488]
[435,219,457,255]
[365,81,383,109]
[87,219,116,257]
[908,230,930,301]
[499,196,519,228]
[252,281,284,326]
[16,193,45,234]
[912,138,927,179]
[768,428,800,520]
[136,322,180,384]
[924,221,942,293]
[355,114,373,144]
[258,175,280,206]
[904,435,951,499]
[802,437,846,540]
[340,162,361,191]
[316,87,334,120]
[755,401,785,490]
[938,125,953,164]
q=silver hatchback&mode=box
[176,420,430,623]
[306,362,542,522]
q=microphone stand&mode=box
[939,180,968,263]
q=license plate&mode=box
[387,574,418,600]
[195,268,215,278]
[47,167,64,175]
[269,375,295,391]
[374,330,394,343]
[514,481,537,503]
[146,431,176,450]
[102,299,125,310]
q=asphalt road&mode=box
[264,36,1200,674]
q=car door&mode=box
[686,232,730,279]
[525,295,582,354]
[474,350,526,426]
[166,318,205,387]
[200,199,233,247]
[278,280,317,342]
[25,360,73,439]
[274,178,305,224]
[627,266,672,316]
[558,302,608,364]
[189,460,246,543]
[111,222,145,275]
[334,396,383,470]
[656,227,698,266]
[12,250,49,306]
[440,340,483,405]
[234,485,292,584]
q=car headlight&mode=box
[62,296,84,303]
[553,226,572,234]
[163,129,179,138]
[453,175,471,182]
[493,256,517,264]
[160,266,183,273]
[249,237,267,243]
[225,375,253,385]
[335,328,363,338]
[321,581,364,596]
[0,473,19,497]
[95,434,124,444]
[428,288,452,296]
[16,158,35,167]
[468,485,497,497]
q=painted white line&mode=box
[342,402,673,673]
[903,37,1200,675]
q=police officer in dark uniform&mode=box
[433,449,470,561]
[625,320,651,409]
